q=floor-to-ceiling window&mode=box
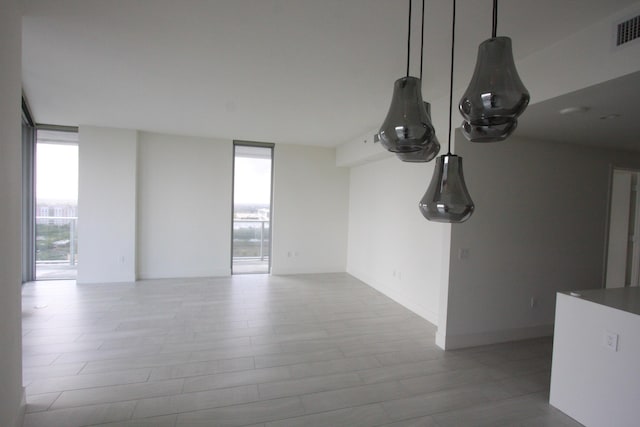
[232,142,274,274]
[35,129,79,280]
[22,100,36,283]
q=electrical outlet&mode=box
[458,248,470,260]
[604,331,619,352]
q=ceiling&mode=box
[22,0,640,148]
[515,70,640,151]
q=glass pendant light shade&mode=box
[458,36,529,141]
[396,102,441,162]
[396,139,440,162]
[461,117,517,142]
[419,154,474,223]
[379,76,436,153]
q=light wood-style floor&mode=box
[21,273,582,427]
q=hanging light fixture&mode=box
[458,0,529,142]
[420,0,474,223]
[379,0,438,155]
[396,102,440,162]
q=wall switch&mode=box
[604,331,619,352]
[458,248,470,260]
[530,297,537,309]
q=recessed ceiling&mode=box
[21,0,639,147]
[515,70,640,152]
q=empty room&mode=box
[2,0,640,426]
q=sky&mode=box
[36,143,78,202]
[234,157,272,205]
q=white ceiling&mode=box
[21,0,640,147]
[515,70,640,151]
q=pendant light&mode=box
[379,0,438,155]
[420,0,474,223]
[458,0,529,142]
[396,102,440,162]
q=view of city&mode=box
[36,201,79,279]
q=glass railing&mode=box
[232,219,270,261]
[35,216,78,267]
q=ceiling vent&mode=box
[616,14,640,46]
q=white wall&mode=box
[137,132,232,278]
[550,292,640,427]
[336,129,391,167]
[0,1,24,425]
[271,144,349,275]
[77,129,346,279]
[346,155,448,325]
[443,135,640,349]
[78,126,138,283]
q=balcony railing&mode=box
[35,216,78,267]
[233,219,270,269]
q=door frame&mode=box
[604,167,640,288]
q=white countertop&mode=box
[561,287,640,316]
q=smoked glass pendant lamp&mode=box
[379,77,434,153]
[461,117,517,143]
[379,0,438,155]
[458,0,529,142]
[420,0,474,223]
[396,102,441,162]
[420,154,474,222]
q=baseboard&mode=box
[136,268,231,280]
[437,324,554,350]
[270,267,346,276]
[435,331,447,349]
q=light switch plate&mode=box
[604,331,619,352]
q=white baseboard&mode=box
[270,267,345,276]
[136,268,231,280]
[437,324,554,350]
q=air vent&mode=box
[616,14,640,46]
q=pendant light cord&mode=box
[419,0,425,81]
[406,0,412,77]
[492,0,498,38]
[446,0,456,155]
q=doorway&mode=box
[231,142,274,274]
[605,168,640,288]
[35,129,79,280]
